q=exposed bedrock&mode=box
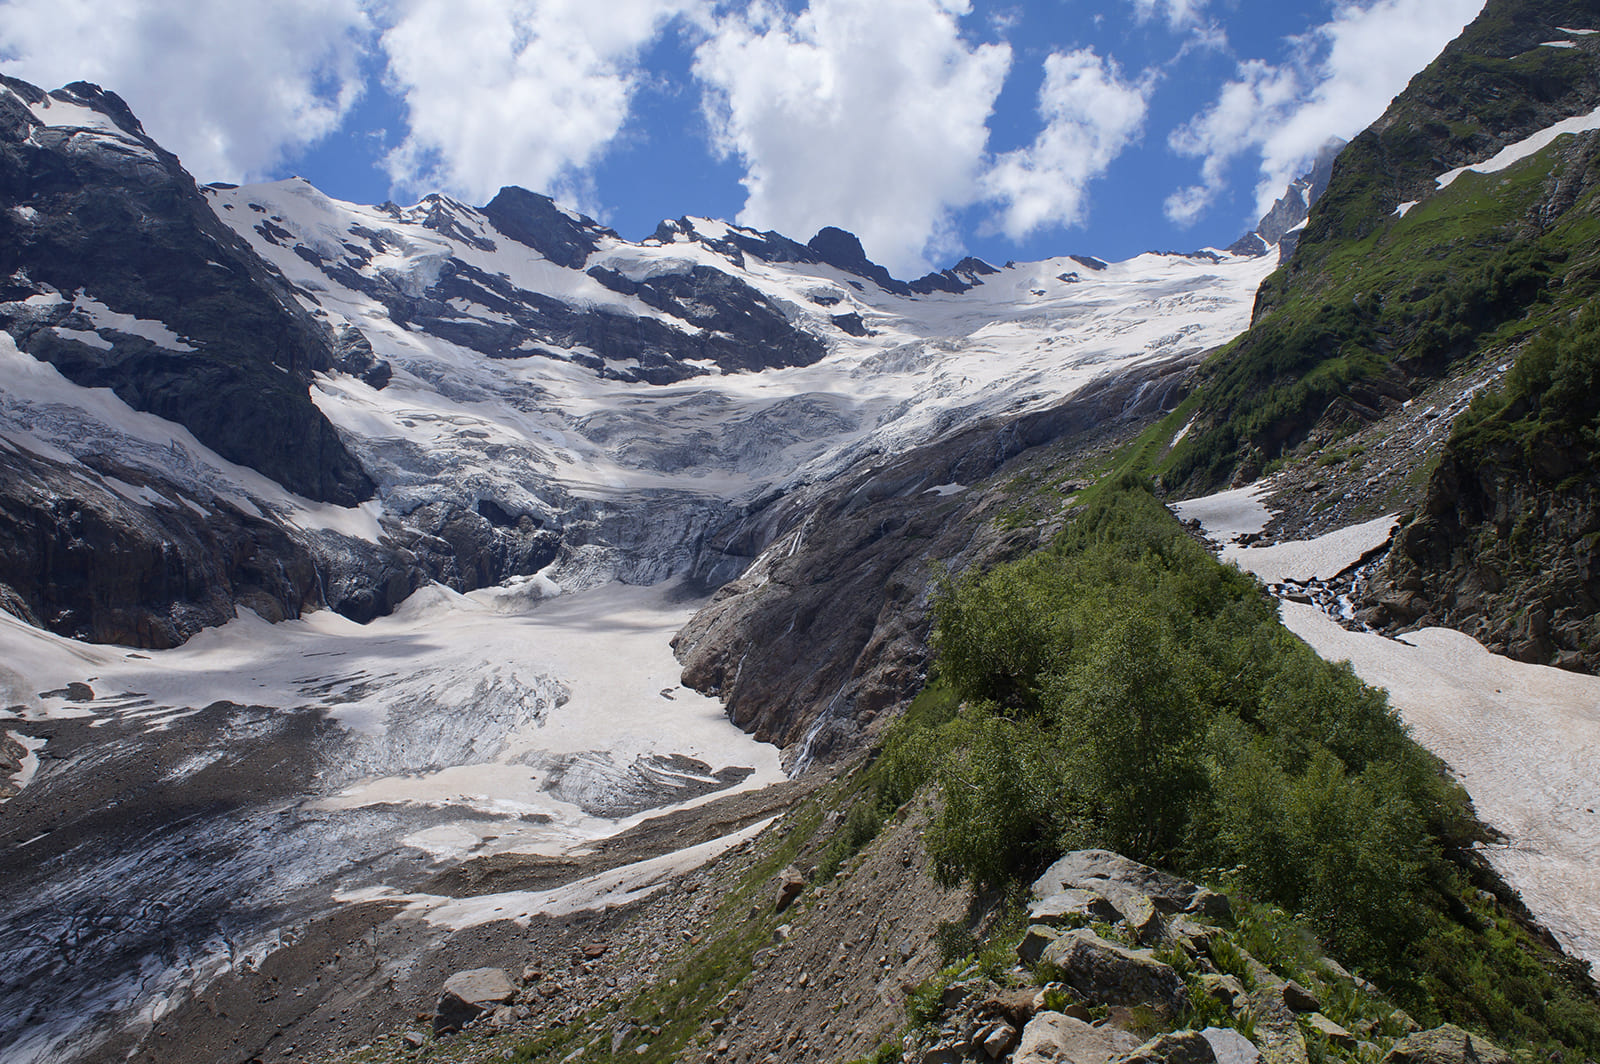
[0,448,325,648]
[1357,435,1600,672]
[0,76,372,506]
[672,357,1199,765]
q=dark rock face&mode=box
[481,186,612,269]
[0,448,324,648]
[1358,437,1600,672]
[247,189,830,382]
[806,226,913,295]
[0,76,373,506]
[584,264,827,374]
[1228,139,1342,259]
[673,359,1197,763]
[908,256,1000,295]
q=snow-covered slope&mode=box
[204,176,1273,572]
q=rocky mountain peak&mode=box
[481,185,616,269]
[1227,137,1344,259]
[806,225,912,295]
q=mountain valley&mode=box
[2,1,1600,1062]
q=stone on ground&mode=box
[1012,1010,1140,1064]
[434,967,518,1033]
[1038,928,1186,1013]
[1381,1025,1511,1064]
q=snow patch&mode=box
[71,292,196,352]
[1170,482,1272,542]
[1394,200,1419,218]
[1437,104,1600,189]
[4,731,48,798]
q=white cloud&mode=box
[1129,0,1208,30]
[1169,0,1485,225]
[378,0,700,206]
[983,48,1150,240]
[1164,59,1300,225]
[0,0,370,182]
[692,0,1011,277]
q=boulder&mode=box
[1120,1030,1219,1064]
[1028,888,1121,928]
[1114,891,1165,944]
[1038,928,1186,1013]
[980,1021,1020,1058]
[1032,850,1229,921]
[1381,1025,1510,1064]
[775,866,806,912]
[1305,1014,1355,1051]
[1013,1010,1140,1064]
[1201,1028,1263,1064]
[434,967,517,1033]
[1198,973,1246,1011]
[1019,924,1064,964]
[1246,984,1310,1064]
[1281,981,1321,1014]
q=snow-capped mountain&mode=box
[0,70,1291,1064]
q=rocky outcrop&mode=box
[0,447,326,647]
[1358,436,1600,672]
[1037,929,1187,1013]
[806,226,912,295]
[1033,850,1231,926]
[0,76,372,506]
[480,186,612,269]
[433,968,517,1033]
[1012,1011,1139,1064]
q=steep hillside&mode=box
[1163,0,1600,672]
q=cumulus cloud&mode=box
[1168,0,1485,225]
[378,0,700,205]
[983,48,1150,240]
[1164,59,1299,225]
[0,0,370,182]
[692,0,1011,277]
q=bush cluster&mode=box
[874,479,1600,1051]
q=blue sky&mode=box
[0,0,1486,276]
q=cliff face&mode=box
[0,77,373,506]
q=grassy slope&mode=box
[1166,0,1600,491]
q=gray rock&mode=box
[1200,1028,1263,1064]
[1245,983,1309,1064]
[1032,850,1225,920]
[1198,973,1246,1011]
[1112,891,1164,945]
[1120,1030,1219,1064]
[1028,888,1121,928]
[1305,1014,1354,1050]
[1038,928,1186,1013]
[981,1021,1019,1058]
[435,967,517,1033]
[1013,1010,1139,1064]
[1381,1025,1511,1064]
[1018,924,1064,965]
[775,866,806,912]
[1281,981,1320,1013]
